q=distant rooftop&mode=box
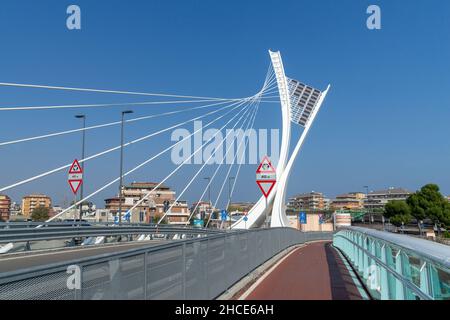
[369,188,412,195]
[335,192,366,199]
[23,194,51,198]
[126,182,170,190]
[292,191,324,198]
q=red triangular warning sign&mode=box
[69,159,83,174]
[256,180,276,198]
[68,180,82,194]
[256,156,276,174]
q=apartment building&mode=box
[0,194,11,221]
[105,182,190,224]
[21,194,52,219]
[287,191,326,211]
[365,187,412,210]
[331,192,366,210]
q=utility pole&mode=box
[228,176,235,229]
[204,177,211,222]
[118,110,133,225]
[75,115,86,221]
[363,185,369,224]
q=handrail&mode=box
[333,226,450,300]
[334,233,432,300]
[340,226,450,269]
[0,221,214,228]
[0,224,224,244]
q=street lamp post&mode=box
[118,110,134,225]
[75,115,86,221]
[363,185,369,224]
[204,177,211,222]
[228,176,235,229]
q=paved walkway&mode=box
[244,241,364,300]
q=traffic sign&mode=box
[221,210,228,221]
[68,159,83,194]
[256,156,276,198]
[243,216,248,222]
[299,211,307,224]
[318,213,324,225]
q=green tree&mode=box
[384,200,412,227]
[390,214,412,227]
[31,206,50,221]
[406,184,450,229]
[384,200,410,218]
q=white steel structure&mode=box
[232,50,330,229]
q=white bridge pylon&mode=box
[232,50,331,229]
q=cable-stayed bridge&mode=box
[0,50,328,230]
[0,51,448,300]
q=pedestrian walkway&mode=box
[244,241,366,300]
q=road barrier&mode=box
[0,223,223,244]
[0,228,332,299]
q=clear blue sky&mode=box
[0,0,449,209]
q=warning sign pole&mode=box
[73,193,77,221]
[265,196,268,228]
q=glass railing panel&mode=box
[404,286,421,300]
[365,261,382,299]
[429,265,450,300]
[408,256,422,288]
[387,246,398,269]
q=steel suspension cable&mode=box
[159,98,258,225]
[0,98,236,112]
[205,93,263,228]
[186,96,260,225]
[124,100,257,221]
[45,98,253,222]
[0,98,247,193]
[0,99,234,146]
[0,81,241,101]
[188,69,273,226]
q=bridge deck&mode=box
[244,241,365,300]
